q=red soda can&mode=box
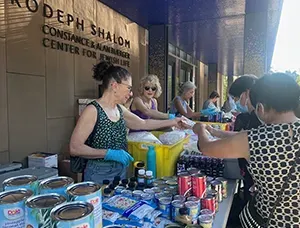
[201,196,216,215]
[178,173,191,196]
[192,173,206,199]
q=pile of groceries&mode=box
[0,166,228,228]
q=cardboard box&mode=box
[28,152,58,168]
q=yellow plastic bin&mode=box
[128,131,190,178]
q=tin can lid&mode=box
[67,182,100,196]
[0,188,33,204]
[166,180,177,186]
[184,201,198,208]
[171,200,184,207]
[159,197,172,205]
[141,193,153,200]
[51,201,93,221]
[143,189,155,195]
[187,196,200,202]
[211,180,222,186]
[132,190,143,195]
[3,175,38,187]
[26,193,66,208]
[40,176,74,189]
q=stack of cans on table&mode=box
[0,175,103,228]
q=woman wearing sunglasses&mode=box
[169,81,201,119]
[130,75,173,123]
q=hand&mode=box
[104,149,134,166]
[193,123,206,135]
[173,117,191,129]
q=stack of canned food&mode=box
[0,175,103,228]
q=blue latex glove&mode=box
[104,149,134,166]
[201,108,217,116]
[168,113,176,119]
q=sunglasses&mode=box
[144,86,157,91]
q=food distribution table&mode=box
[212,179,238,228]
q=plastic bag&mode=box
[102,210,122,226]
[128,132,162,144]
[159,131,186,145]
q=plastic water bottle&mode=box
[147,145,156,178]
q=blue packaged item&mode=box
[144,210,162,222]
[102,209,122,226]
[115,217,143,227]
[147,146,156,178]
[103,195,156,221]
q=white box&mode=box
[28,152,58,168]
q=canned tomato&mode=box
[51,201,94,228]
[67,182,102,228]
[3,175,38,194]
[173,195,185,202]
[206,190,218,212]
[171,200,184,221]
[25,193,66,228]
[39,176,74,199]
[185,201,200,221]
[0,188,33,228]
[192,173,206,199]
[178,173,191,196]
[158,197,172,219]
[215,177,228,198]
[201,196,216,215]
[211,180,222,203]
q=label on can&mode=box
[158,197,172,219]
[178,174,191,196]
[171,200,184,221]
[0,189,33,228]
[25,193,66,228]
[192,174,206,199]
[185,201,200,221]
[67,182,102,228]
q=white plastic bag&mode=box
[127,132,162,144]
[158,131,186,145]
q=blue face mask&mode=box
[236,99,248,113]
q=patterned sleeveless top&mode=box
[244,122,300,227]
[85,101,127,153]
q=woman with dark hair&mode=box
[70,61,186,183]
[202,91,220,111]
[194,73,300,227]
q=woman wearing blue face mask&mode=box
[194,73,300,228]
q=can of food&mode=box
[3,175,38,194]
[143,188,155,195]
[166,180,178,186]
[178,173,192,196]
[200,209,214,217]
[132,190,144,200]
[187,196,201,212]
[206,189,218,212]
[153,179,166,186]
[67,182,102,228]
[191,173,206,199]
[0,188,33,228]
[151,187,161,193]
[215,177,228,198]
[39,176,74,199]
[158,197,172,219]
[162,176,176,181]
[198,214,213,228]
[211,180,222,202]
[25,193,66,228]
[185,201,200,221]
[51,201,94,228]
[173,195,185,202]
[201,196,216,214]
[141,193,154,204]
[114,186,126,195]
[103,226,123,228]
[121,189,132,197]
[171,200,184,221]
[157,184,169,190]
[165,225,182,228]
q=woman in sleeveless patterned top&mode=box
[70,61,186,184]
[193,73,300,228]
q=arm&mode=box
[122,105,179,130]
[132,97,168,119]
[206,125,238,139]
[174,98,201,119]
[193,123,250,160]
[69,105,107,159]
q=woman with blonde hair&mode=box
[169,81,201,118]
[130,74,174,121]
